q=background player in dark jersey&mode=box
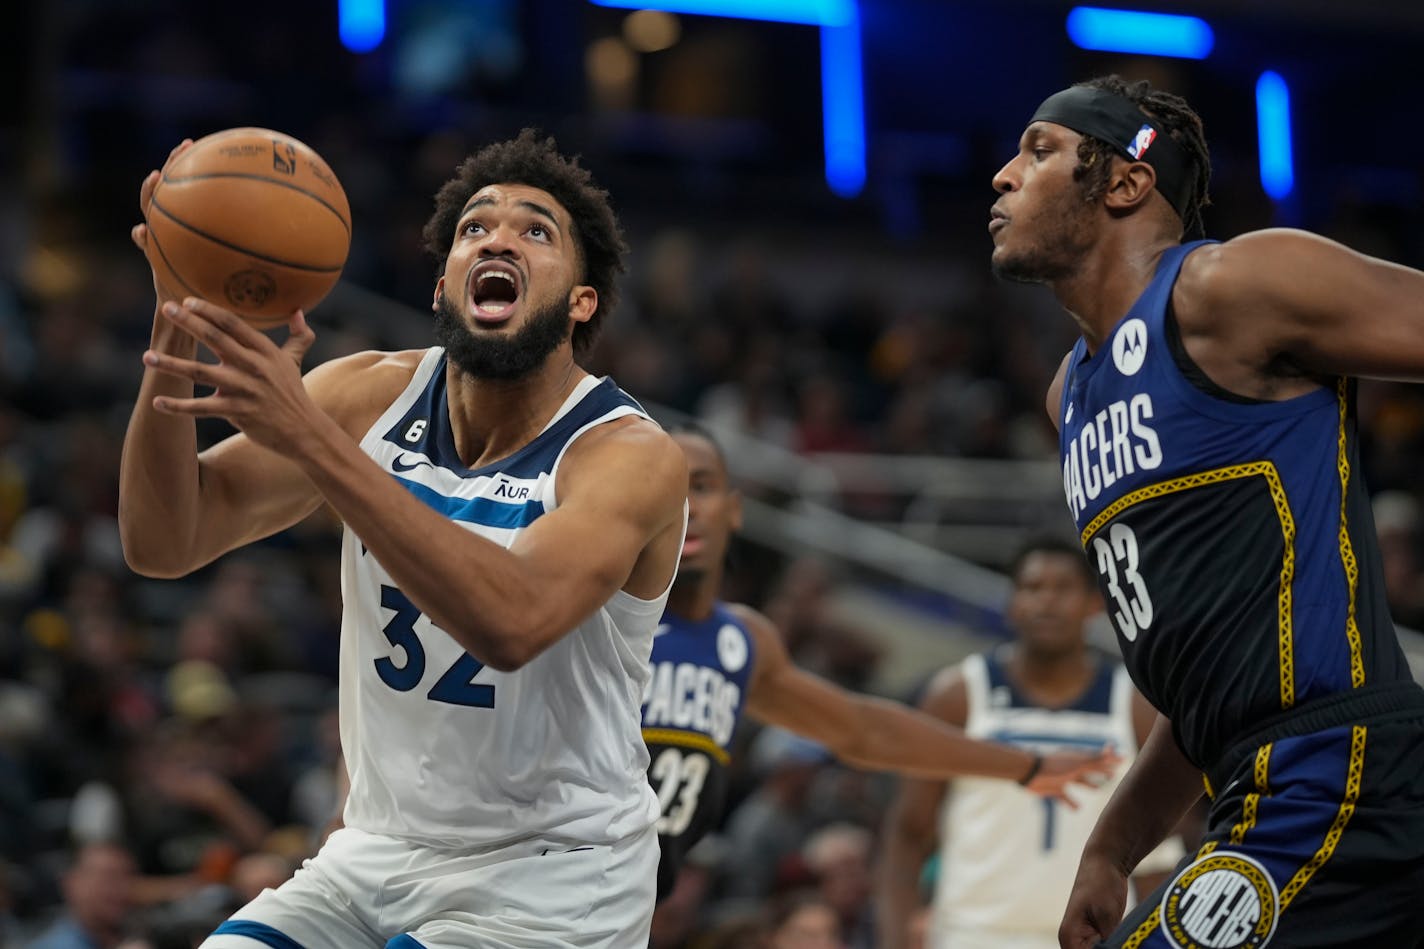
[645,425,1116,900]
[989,74,1424,947]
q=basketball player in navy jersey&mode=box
[120,132,688,948]
[989,75,1424,947]
[876,538,1184,949]
[646,425,1116,901]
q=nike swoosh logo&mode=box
[392,454,435,473]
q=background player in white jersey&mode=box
[647,427,1118,904]
[875,539,1184,949]
[118,131,688,948]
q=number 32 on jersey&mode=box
[1092,523,1154,642]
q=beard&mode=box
[433,286,573,381]
[991,196,1096,285]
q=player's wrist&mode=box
[1016,753,1044,786]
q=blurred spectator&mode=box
[801,824,874,949]
[25,843,138,949]
[764,890,845,949]
[720,728,831,901]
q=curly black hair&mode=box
[1070,75,1212,237]
[421,129,628,355]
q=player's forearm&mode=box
[843,695,1036,781]
[290,413,567,670]
[874,824,932,949]
[1081,713,1201,874]
[118,313,204,576]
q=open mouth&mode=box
[468,262,523,322]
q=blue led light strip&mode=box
[1066,6,1214,59]
[339,0,385,53]
[591,0,866,197]
[1256,71,1294,200]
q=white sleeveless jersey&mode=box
[931,649,1138,938]
[339,348,668,850]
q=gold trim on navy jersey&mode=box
[641,727,731,765]
[1333,380,1365,690]
[1080,461,1298,710]
[1279,725,1366,910]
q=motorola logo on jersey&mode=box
[1063,393,1163,520]
[1159,852,1279,949]
[642,662,742,747]
[1112,318,1148,376]
[717,624,749,673]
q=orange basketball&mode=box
[145,128,351,328]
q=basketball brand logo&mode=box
[1127,124,1157,159]
[224,269,277,308]
[1112,318,1148,376]
[271,140,297,175]
[1159,852,1279,949]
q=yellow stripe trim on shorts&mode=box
[1280,724,1366,909]
[1122,911,1161,949]
[1079,461,1297,709]
[642,728,731,765]
[1334,380,1366,689]
[1228,744,1273,846]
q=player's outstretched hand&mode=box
[1026,746,1121,806]
[1059,850,1129,948]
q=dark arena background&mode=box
[2,2,1422,947]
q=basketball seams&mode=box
[159,172,351,235]
[149,196,345,273]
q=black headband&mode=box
[1030,86,1195,222]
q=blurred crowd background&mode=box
[3,1,1424,947]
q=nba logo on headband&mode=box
[1127,124,1157,159]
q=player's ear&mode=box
[1105,159,1157,212]
[432,276,446,313]
[569,285,597,324]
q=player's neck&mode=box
[1053,235,1176,354]
[444,353,588,469]
[665,571,721,621]
[1009,645,1096,704]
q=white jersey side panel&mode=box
[931,651,1138,937]
[338,348,667,849]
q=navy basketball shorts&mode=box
[1101,712,1424,948]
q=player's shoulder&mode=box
[560,410,687,489]
[724,602,776,641]
[1175,229,1333,315]
[305,348,426,434]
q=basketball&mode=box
[145,127,351,328]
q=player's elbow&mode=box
[119,531,198,579]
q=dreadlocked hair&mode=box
[421,129,628,355]
[1070,75,1212,236]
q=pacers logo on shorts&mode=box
[1159,852,1279,949]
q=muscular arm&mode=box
[873,666,964,949]
[294,410,687,671]
[1176,229,1424,391]
[737,606,1036,782]
[118,326,401,577]
[1081,712,1201,877]
[1126,691,1186,893]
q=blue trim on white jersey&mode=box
[386,935,429,949]
[212,920,309,949]
[383,353,646,480]
[393,475,544,529]
[983,648,1115,714]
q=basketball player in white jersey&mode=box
[119,131,689,948]
[875,539,1185,949]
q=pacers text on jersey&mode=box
[1063,393,1163,519]
[642,661,741,747]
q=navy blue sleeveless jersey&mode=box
[1057,240,1411,769]
[641,603,756,896]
